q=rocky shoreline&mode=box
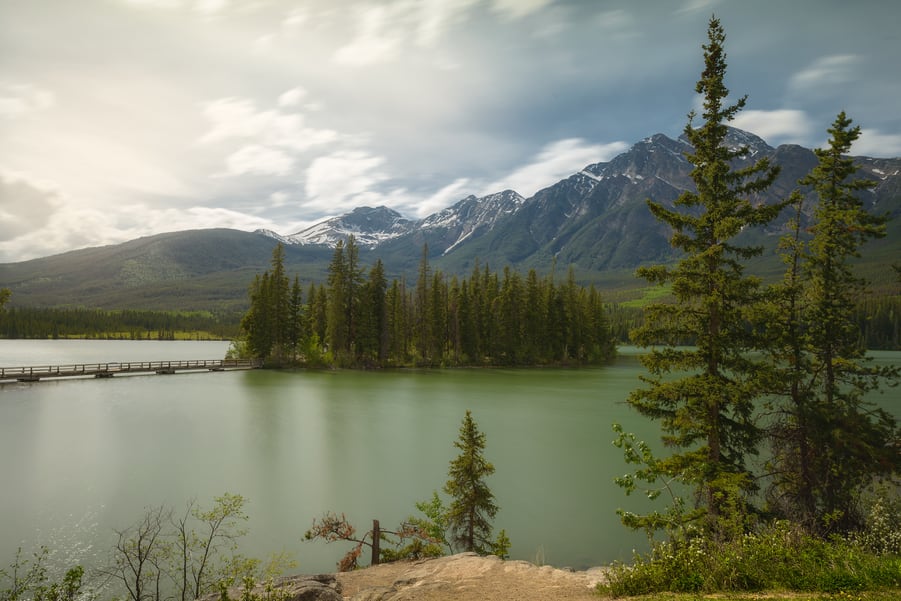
[253,553,607,601]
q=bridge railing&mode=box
[0,359,261,380]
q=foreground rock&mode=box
[335,553,607,600]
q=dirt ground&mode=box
[334,553,608,600]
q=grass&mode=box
[618,285,673,308]
[597,592,901,601]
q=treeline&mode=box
[237,240,615,367]
[856,295,901,350]
[0,307,240,340]
[605,296,901,351]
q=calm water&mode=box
[1,340,898,575]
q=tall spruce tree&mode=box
[444,410,498,554]
[240,243,291,362]
[769,113,899,534]
[625,17,783,538]
[268,242,291,364]
[326,240,348,355]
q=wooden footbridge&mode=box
[0,359,262,383]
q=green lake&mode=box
[1,340,897,575]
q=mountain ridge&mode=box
[2,128,899,311]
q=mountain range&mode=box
[2,128,899,311]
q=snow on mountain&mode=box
[282,206,414,249]
[253,229,294,245]
[254,127,899,265]
[419,190,526,255]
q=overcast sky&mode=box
[2,0,900,262]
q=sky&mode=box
[2,0,900,263]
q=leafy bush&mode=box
[601,521,901,597]
[0,549,87,601]
[854,485,901,556]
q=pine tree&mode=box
[626,17,783,538]
[762,191,819,526]
[415,245,432,362]
[359,259,387,363]
[444,410,498,554]
[268,243,291,364]
[238,243,292,363]
[326,240,348,355]
[344,235,364,358]
[776,113,899,533]
[288,275,303,362]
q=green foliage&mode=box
[626,16,782,540]
[0,307,238,340]
[492,529,511,560]
[444,411,499,554]
[101,493,263,601]
[240,244,300,364]
[237,240,614,368]
[612,423,699,542]
[174,493,251,601]
[853,484,901,556]
[215,575,291,601]
[306,415,509,569]
[405,492,452,554]
[763,114,900,536]
[602,521,901,597]
[0,549,88,601]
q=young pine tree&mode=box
[626,16,783,539]
[444,410,499,554]
[770,113,899,534]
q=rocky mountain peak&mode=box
[287,205,414,249]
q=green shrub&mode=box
[854,485,901,556]
[601,521,901,597]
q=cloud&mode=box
[200,97,338,151]
[199,95,339,178]
[268,191,290,208]
[0,172,61,242]
[334,0,479,66]
[414,0,478,46]
[304,150,389,212]
[853,129,901,157]
[194,0,227,15]
[0,83,55,117]
[224,145,294,176]
[334,4,405,66]
[282,8,308,28]
[491,0,552,20]
[412,178,472,218]
[482,138,629,197]
[676,0,721,14]
[0,195,290,263]
[278,87,307,108]
[120,0,229,13]
[789,55,858,93]
[121,0,182,8]
[730,109,815,145]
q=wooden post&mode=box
[371,519,380,566]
